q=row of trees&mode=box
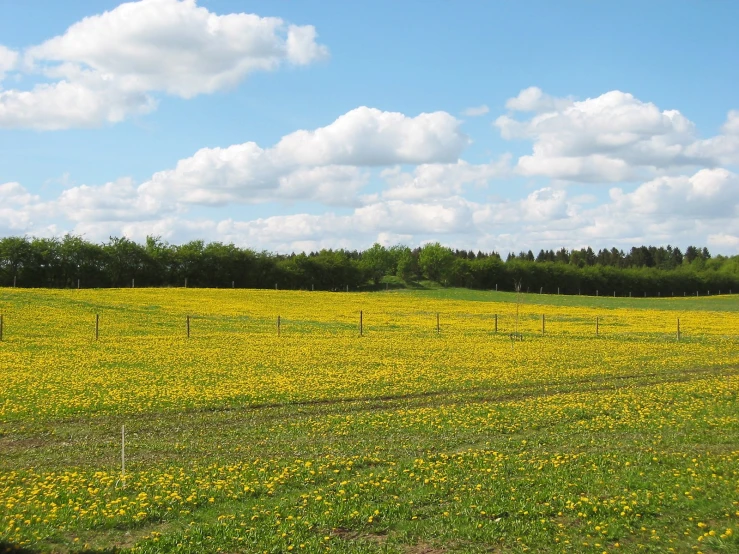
[1,235,737,296]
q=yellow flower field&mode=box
[0,288,737,553]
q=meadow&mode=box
[0,288,737,554]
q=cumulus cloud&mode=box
[496,89,721,182]
[0,45,18,81]
[0,79,157,130]
[5,87,739,255]
[378,156,510,201]
[139,107,468,207]
[1,0,328,128]
[0,182,49,234]
[609,168,739,218]
[505,86,573,112]
[272,107,468,166]
[461,104,489,117]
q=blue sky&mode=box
[1,0,738,254]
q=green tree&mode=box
[419,242,455,283]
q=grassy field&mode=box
[0,288,738,553]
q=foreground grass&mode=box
[0,288,738,553]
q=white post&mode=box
[121,425,126,488]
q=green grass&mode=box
[400,287,739,311]
[0,289,738,554]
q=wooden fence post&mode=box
[436,312,440,334]
[121,425,126,489]
[95,314,99,340]
[494,314,498,333]
[596,316,599,336]
[132,278,135,289]
[360,310,363,336]
[187,315,190,338]
[541,314,545,334]
[677,318,681,342]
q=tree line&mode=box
[0,235,737,296]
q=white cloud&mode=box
[0,183,48,234]
[286,25,329,65]
[378,156,510,201]
[608,168,739,218]
[1,0,328,128]
[0,45,18,81]
[5,88,739,255]
[0,79,156,130]
[505,86,572,113]
[272,107,469,166]
[56,178,168,222]
[707,233,739,250]
[0,182,40,205]
[139,107,468,207]
[496,90,714,182]
[461,104,489,117]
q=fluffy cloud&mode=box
[0,183,48,234]
[609,168,739,218]
[378,156,510,201]
[461,105,489,117]
[0,45,18,81]
[139,107,468,206]
[5,88,739,255]
[272,107,468,166]
[1,0,328,129]
[497,89,719,182]
[505,86,572,112]
[0,79,156,130]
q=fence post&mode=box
[540,286,543,294]
[494,314,498,333]
[541,314,545,334]
[277,315,281,336]
[596,316,599,336]
[121,425,126,489]
[596,290,598,296]
[187,315,190,338]
[557,287,560,295]
[346,285,349,293]
[95,314,99,341]
[13,276,16,288]
[495,284,498,291]
[436,312,440,334]
[232,281,235,289]
[132,278,135,289]
[360,310,363,337]
[77,279,80,289]
[677,318,681,341]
